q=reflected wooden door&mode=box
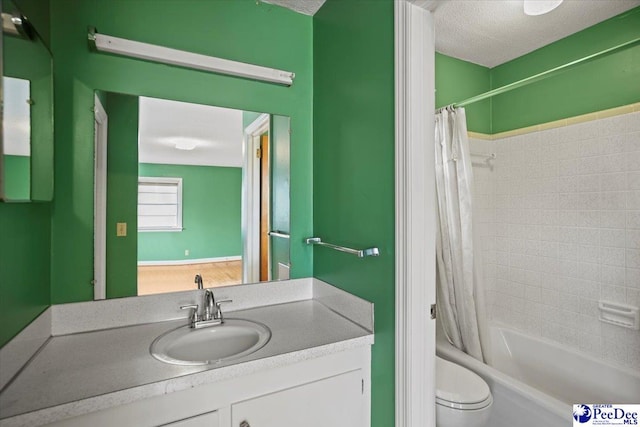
[259,133,270,281]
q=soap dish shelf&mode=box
[598,300,639,330]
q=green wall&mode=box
[491,7,640,133]
[313,0,395,425]
[3,155,30,200]
[105,93,139,299]
[138,163,242,262]
[49,0,313,303]
[435,53,491,134]
[0,0,52,348]
[0,203,50,346]
[435,7,640,134]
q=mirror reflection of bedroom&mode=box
[94,93,290,299]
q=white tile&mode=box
[559,159,577,176]
[558,210,577,226]
[601,229,625,248]
[576,228,600,246]
[577,262,600,281]
[628,172,640,190]
[628,191,640,210]
[525,286,542,303]
[626,268,640,289]
[601,265,625,286]
[578,175,600,193]
[539,210,558,226]
[626,249,640,269]
[600,153,627,173]
[600,172,626,191]
[559,260,578,278]
[601,247,626,267]
[559,292,581,313]
[578,245,600,263]
[600,211,625,229]
[579,298,598,317]
[540,289,559,306]
[577,156,603,175]
[578,138,603,157]
[600,285,627,304]
[626,151,640,171]
[603,134,627,153]
[539,241,558,258]
[559,243,578,261]
[626,288,640,307]
[627,230,640,249]
[624,131,640,152]
[577,192,601,210]
[558,227,578,244]
[576,210,599,227]
[601,192,626,210]
[540,226,559,242]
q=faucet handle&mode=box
[180,304,199,326]
[214,299,233,322]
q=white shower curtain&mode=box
[434,106,485,361]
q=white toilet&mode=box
[436,356,493,427]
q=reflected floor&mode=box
[138,261,242,295]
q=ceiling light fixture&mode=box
[524,0,563,16]
[87,27,295,86]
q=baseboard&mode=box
[137,256,242,266]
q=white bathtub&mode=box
[436,322,640,427]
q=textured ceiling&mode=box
[138,97,247,168]
[261,0,326,15]
[434,0,640,67]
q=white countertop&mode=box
[0,280,374,426]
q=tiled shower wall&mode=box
[471,110,640,372]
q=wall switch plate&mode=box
[185,249,189,256]
[116,222,127,237]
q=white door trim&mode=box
[395,2,436,427]
[93,95,108,300]
[242,114,270,284]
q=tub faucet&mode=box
[195,274,203,290]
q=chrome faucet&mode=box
[204,289,215,321]
[195,274,203,290]
[180,289,233,329]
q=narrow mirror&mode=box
[0,0,54,202]
[93,92,290,299]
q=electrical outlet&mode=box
[185,249,189,256]
[116,222,127,237]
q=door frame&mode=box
[93,95,108,300]
[242,113,270,284]
[395,1,437,427]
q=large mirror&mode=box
[93,91,290,299]
[0,0,54,201]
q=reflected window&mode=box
[137,177,183,231]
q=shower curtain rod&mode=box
[452,37,640,108]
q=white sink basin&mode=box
[151,319,271,366]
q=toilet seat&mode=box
[436,356,492,411]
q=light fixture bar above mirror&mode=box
[87,27,295,86]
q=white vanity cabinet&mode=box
[162,411,219,427]
[43,347,371,427]
[231,369,364,427]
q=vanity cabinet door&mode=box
[161,410,219,427]
[231,369,364,427]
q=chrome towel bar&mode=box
[268,231,290,239]
[304,237,380,258]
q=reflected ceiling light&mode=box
[524,0,563,16]
[87,27,295,86]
